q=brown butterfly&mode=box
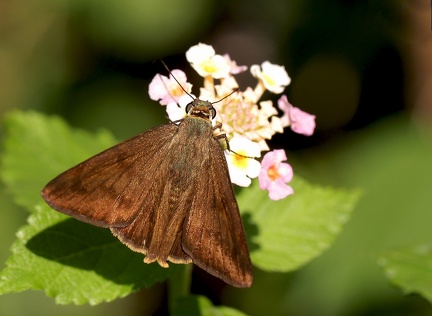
[41,97,253,288]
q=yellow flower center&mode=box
[202,61,216,74]
[232,152,248,169]
[262,73,275,87]
[171,85,184,97]
[267,165,280,181]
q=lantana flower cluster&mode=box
[149,43,316,200]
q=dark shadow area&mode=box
[25,215,259,290]
[25,218,177,289]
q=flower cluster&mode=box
[149,43,316,200]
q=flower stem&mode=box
[167,264,192,314]
[253,81,266,101]
[204,76,215,99]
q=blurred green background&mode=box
[1,0,432,315]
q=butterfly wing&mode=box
[42,122,193,264]
[110,136,197,265]
[181,136,253,288]
[42,116,253,284]
[41,123,178,228]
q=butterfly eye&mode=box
[210,107,216,119]
[186,102,193,114]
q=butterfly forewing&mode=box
[41,124,178,227]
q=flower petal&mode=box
[251,61,291,94]
[166,102,186,121]
[224,53,248,74]
[186,43,230,79]
[290,107,316,136]
[268,180,294,200]
[148,70,192,105]
[186,43,215,63]
[278,95,316,135]
[224,136,261,187]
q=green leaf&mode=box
[173,295,247,316]
[0,111,177,304]
[0,204,179,304]
[239,178,360,272]
[379,244,432,302]
[0,110,359,305]
[1,110,116,210]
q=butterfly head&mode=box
[186,99,217,121]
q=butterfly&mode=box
[41,96,253,288]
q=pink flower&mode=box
[148,70,192,105]
[278,95,316,136]
[259,150,294,200]
[223,54,248,75]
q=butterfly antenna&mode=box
[160,59,195,101]
[211,88,239,105]
[157,74,179,105]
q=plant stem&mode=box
[168,264,192,313]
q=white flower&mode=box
[259,100,278,117]
[186,43,230,79]
[214,75,239,98]
[251,61,291,94]
[224,136,261,187]
[270,116,284,134]
[166,94,195,122]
